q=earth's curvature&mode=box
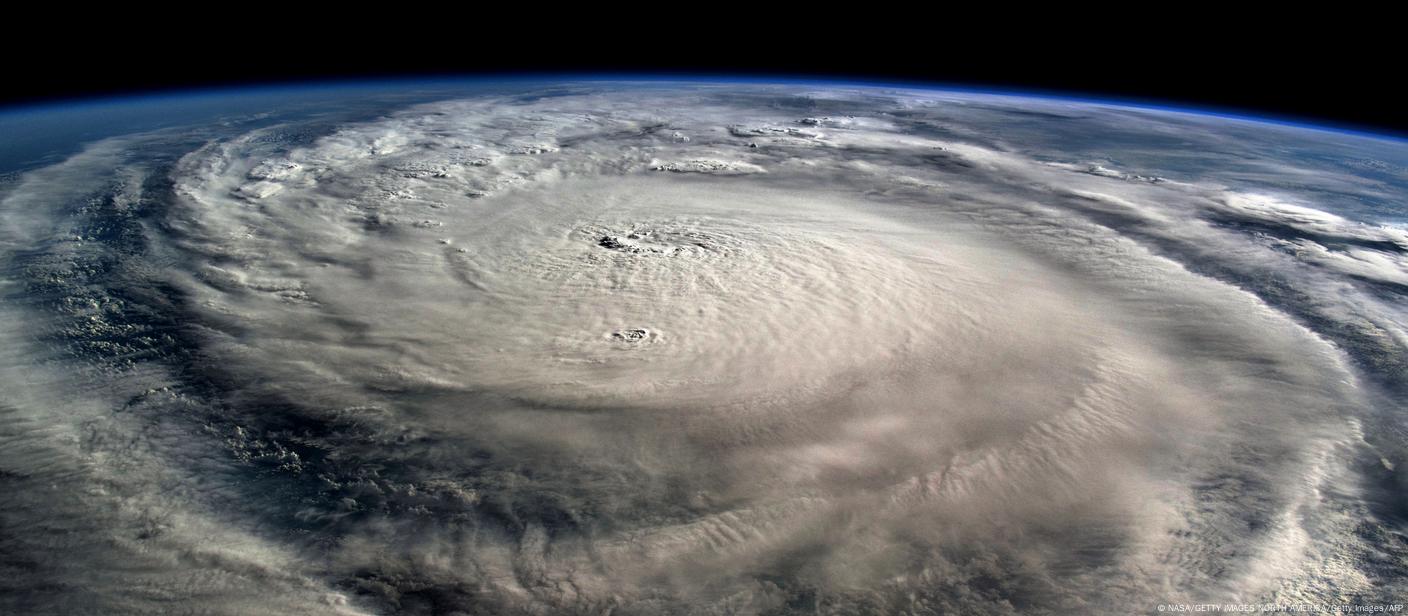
[1,80,1406,615]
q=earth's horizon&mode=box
[1,78,1405,615]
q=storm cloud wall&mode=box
[1,84,1405,614]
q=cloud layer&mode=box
[2,83,1405,614]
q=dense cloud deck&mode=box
[1,82,1405,615]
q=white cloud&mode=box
[1,83,1403,614]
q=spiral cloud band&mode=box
[1,83,1405,614]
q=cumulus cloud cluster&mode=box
[1,83,1405,614]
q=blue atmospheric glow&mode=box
[1,72,1403,145]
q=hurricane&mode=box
[1,81,1405,614]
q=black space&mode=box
[3,23,1400,137]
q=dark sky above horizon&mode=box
[4,21,1400,136]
